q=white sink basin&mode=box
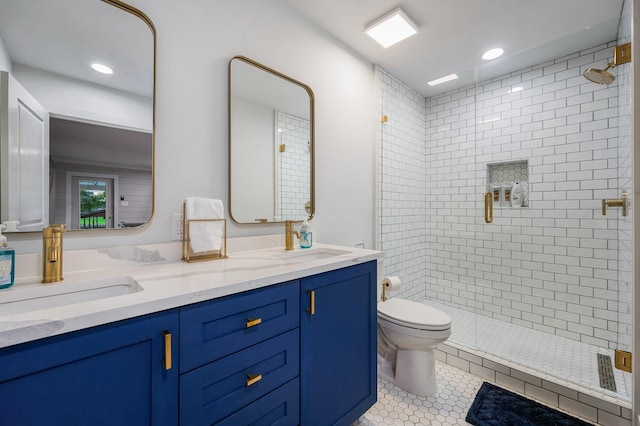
[271,247,352,263]
[0,276,143,316]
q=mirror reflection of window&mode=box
[79,180,107,229]
[70,176,114,230]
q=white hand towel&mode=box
[184,197,224,254]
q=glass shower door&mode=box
[471,17,632,402]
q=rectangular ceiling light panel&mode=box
[427,73,458,86]
[364,7,418,48]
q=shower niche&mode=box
[487,160,529,208]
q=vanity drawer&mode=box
[180,280,299,373]
[179,328,299,425]
[216,377,300,426]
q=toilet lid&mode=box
[378,298,451,331]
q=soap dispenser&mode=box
[0,224,15,289]
[299,219,313,249]
[511,181,523,207]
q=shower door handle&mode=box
[602,191,628,216]
[484,192,493,224]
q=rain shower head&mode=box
[583,62,616,85]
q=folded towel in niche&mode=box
[184,197,224,254]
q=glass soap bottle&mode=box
[0,224,15,289]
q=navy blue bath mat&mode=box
[466,382,593,426]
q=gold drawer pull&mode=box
[163,330,172,371]
[246,373,262,387]
[306,289,315,315]
[246,317,262,328]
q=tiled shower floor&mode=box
[427,300,631,404]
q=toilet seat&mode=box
[378,298,451,331]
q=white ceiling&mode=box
[0,1,625,100]
[282,0,626,97]
[0,0,153,97]
[50,118,152,170]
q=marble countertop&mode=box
[0,239,383,349]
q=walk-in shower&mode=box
[377,11,633,414]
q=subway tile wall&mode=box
[277,111,311,221]
[378,40,632,350]
[378,69,427,302]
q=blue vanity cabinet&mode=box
[179,280,300,425]
[300,260,377,426]
[0,260,377,426]
[0,309,179,426]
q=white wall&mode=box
[0,35,10,73]
[230,97,275,222]
[377,68,427,302]
[9,0,376,253]
[12,64,152,132]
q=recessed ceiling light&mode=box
[482,48,504,60]
[427,73,458,86]
[91,63,113,75]
[364,7,418,48]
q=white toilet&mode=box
[377,298,451,396]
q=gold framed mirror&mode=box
[0,0,155,232]
[228,56,314,224]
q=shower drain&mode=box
[597,354,617,392]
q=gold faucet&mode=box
[42,224,66,283]
[285,220,300,251]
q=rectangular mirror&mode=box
[0,0,154,232]
[229,56,314,224]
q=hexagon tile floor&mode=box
[355,361,485,426]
